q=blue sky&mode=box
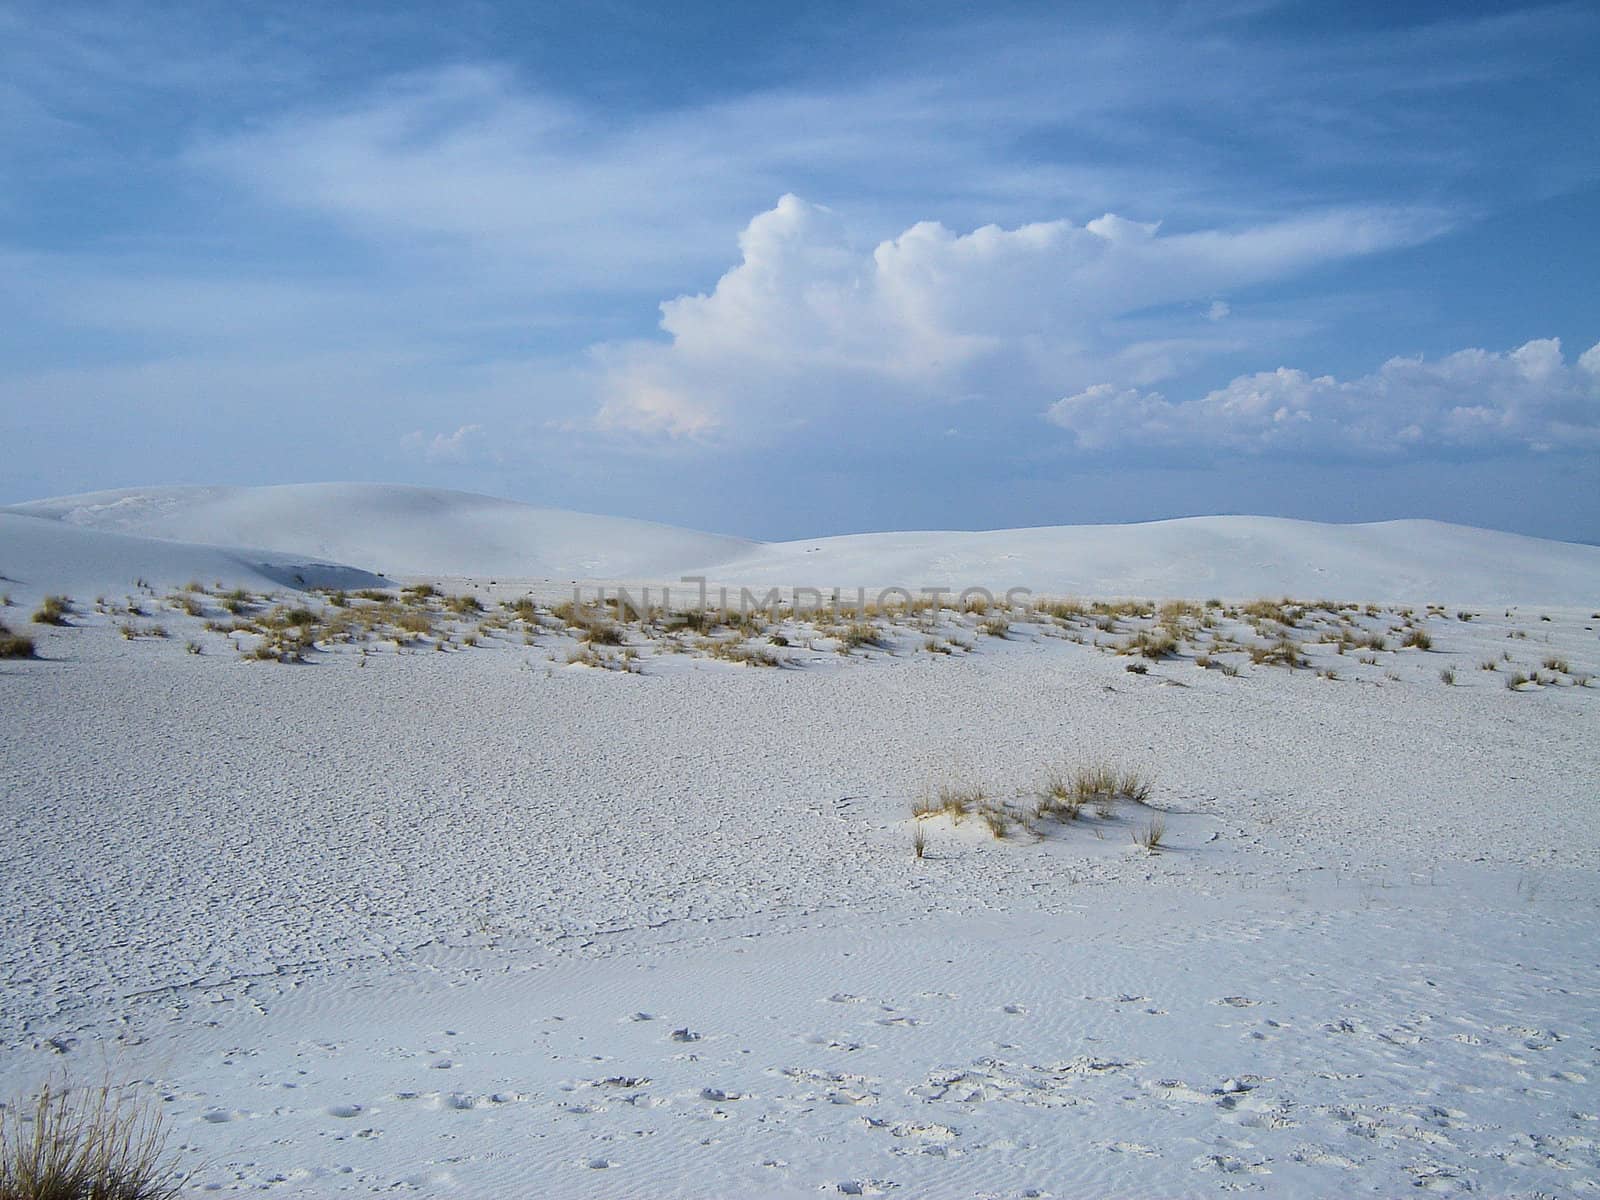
[2,1,1597,541]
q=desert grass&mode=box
[1542,656,1570,674]
[0,1078,183,1200]
[911,822,928,859]
[1403,628,1433,651]
[1249,638,1306,669]
[30,596,70,626]
[117,624,168,640]
[0,621,35,659]
[1132,815,1167,852]
[838,622,885,650]
[1035,762,1153,822]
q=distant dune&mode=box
[698,516,1600,605]
[0,511,387,596]
[7,483,758,580]
[7,483,1600,604]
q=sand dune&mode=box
[9,482,1599,604]
[0,511,386,596]
[7,483,758,581]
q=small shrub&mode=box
[1479,659,1497,671]
[32,595,71,626]
[979,615,1011,638]
[1542,656,1570,674]
[1506,672,1530,690]
[0,621,35,659]
[911,823,927,859]
[1439,667,1455,685]
[1403,629,1433,651]
[1124,661,1148,674]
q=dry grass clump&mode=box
[1249,638,1306,669]
[911,822,927,859]
[838,622,884,650]
[704,640,780,667]
[580,621,626,646]
[31,596,71,626]
[979,615,1011,638]
[1132,815,1167,853]
[0,1078,183,1200]
[1402,628,1433,651]
[1542,656,1570,674]
[1116,628,1179,659]
[1506,671,1531,690]
[1035,762,1152,821]
[0,620,35,659]
[914,782,987,823]
[117,624,168,640]
[164,593,204,617]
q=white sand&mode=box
[1,490,1597,1196]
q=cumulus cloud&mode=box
[1046,339,1600,455]
[593,194,1433,438]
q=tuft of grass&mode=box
[117,623,168,640]
[1249,638,1306,669]
[0,1078,184,1200]
[1439,667,1456,685]
[911,822,927,859]
[1506,671,1530,690]
[1479,659,1497,671]
[31,596,71,626]
[580,622,625,646]
[1402,629,1433,651]
[1542,656,1570,674]
[838,622,884,650]
[979,615,1011,639]
[1132,815,1167,853]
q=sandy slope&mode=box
[0,511,386,596]
[9,482,1600,603]
[6,483,758,580]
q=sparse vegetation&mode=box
[31,596,71,626]
[1403,629,1433,651]
[0,1078,183,1200]
[0,620,35,659]
[1132,815,1167,853]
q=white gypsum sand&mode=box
[1,490,1597,1197]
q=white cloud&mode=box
[1046,338,1600,455]
[592,195,1436,438]
[401,423,493,464]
